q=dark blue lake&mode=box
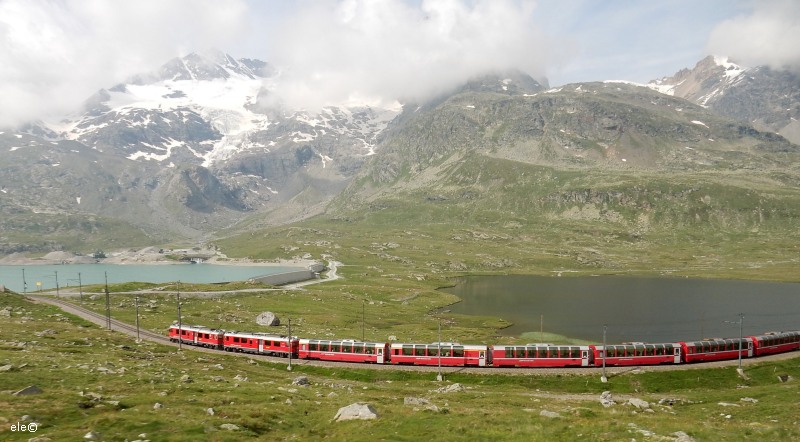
[442,275,800,344]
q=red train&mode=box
[168,324,800,369]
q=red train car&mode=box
[389,342,489,367]
[223,331,298,357]
[680,338,752,363]
[750,331,800,356]
[168,324,225,349]
[590,342,682,366]
[492,344,591,367]
[298,339,389,364]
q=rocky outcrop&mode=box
[334,403,379,421]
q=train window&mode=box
[415,345,426,356]
[516,347,526,358]
[428,346,439,357]
[571,347,580,358]
[453,346,464,357]
[403,345,413,356]
[365,345,374,355]
[440,346,451,357]
[353,343,364,354]
[537,348,548,358]
[505,348,514,358]
[342,343,351,353]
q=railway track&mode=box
[26,295,800,377]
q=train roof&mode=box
[493,343,589,349]
[224,331,294,340]
[298,338,387,345]
[170,324,225,333]
[390,342,488,350]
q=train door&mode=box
[479,350,486,367]
[581,349,590,367]
[377,346,385,364]
[673,346,681,364]
[193,332,199,345]
[747,341,753,358]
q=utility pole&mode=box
[362,300,365,341]
[22,268,26,294]
[55,271,59,297]
[436,319,443,382]
[287,318,293,371]
[737,313,744,371]
[724,314,746,373]
[104,271,110,330]
[177,291,182,351]
[78,272,83,302]
[601,325,608,383]
[135,295,141,342]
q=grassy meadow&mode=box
[2,291,800,441]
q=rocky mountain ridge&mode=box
[650,55,800,145]
[1,53,799,255]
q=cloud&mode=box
[707,0,800,72]
[262,0,562,111]
[0,0,248,128]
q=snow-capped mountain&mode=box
[649,55,800,144]
[3,51,403,241]
[49,50,400,168]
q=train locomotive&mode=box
[169,325,800,369]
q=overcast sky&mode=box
[1,0,799,127]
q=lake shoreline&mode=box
[0,246,320,269]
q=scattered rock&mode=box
[234,374,248,382]
[777,374,793,383]
[256,312,280,326]
[13,385,43,396]
[740,397,759,404]
[220,423,239,431]
[673,431,696,442]
[627,398,650,410]
[180,375,192,383]
[599,391,615,407]
[153,403,163,410]
[0,364,14,372]
[434,383,465,393]
[540,410,561,418]
[84,431,101,440]
[404,397,430,406]
[334,403,379,421]
[292,376,311,386]
[0,306,11,317]
[207,408,215,416]
[211,376,225,382]
[718,402,740,407]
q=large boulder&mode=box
[334,403,379,421]
[256,311,280,326]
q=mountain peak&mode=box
[128,51,274,85]
[651,55,800,145]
